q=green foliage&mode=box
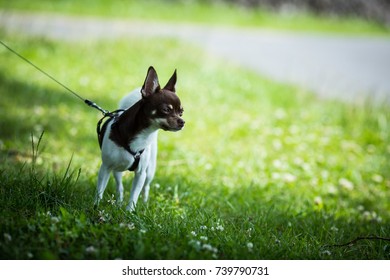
[0,34,389,259]
[0,0,389,35]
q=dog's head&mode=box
[141,66,185,131]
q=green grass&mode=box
[0,33,389,259]
[0,0,389,35]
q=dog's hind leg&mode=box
[95,163,111,205]
[113,171,124,204]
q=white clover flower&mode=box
[216,225,224,232]
[283,173,297,183]
[3,233,12,242]
[357,205,365,212]
[200,225,207,230]
[247,242,254,251]
[321,250,332,256]
[202,244,213,251]
[271,172,281,180]
[362,211,371,219]
[85,246,97,254]
[107,194,116,205]
[275,108,286,119]
[314,196,323,206]
[372,174,383,183]
[330,226,339,232]
[339,178,354,190]
[200,236,208,241]
[120,223,135,230]
[191,231,197,237]
[272,159,283,169]
[327,185,337,195]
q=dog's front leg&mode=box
[126,170,147,212]
[95,163,111,205]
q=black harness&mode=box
[97,110,144,172]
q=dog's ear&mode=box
[141,66,160,97]
[163,69,177,92]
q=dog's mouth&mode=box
[158,118,185,132]
[162,124,184,132]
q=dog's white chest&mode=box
[100,120,157,172]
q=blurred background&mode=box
[223,0,390,26]
[1,0,390,260]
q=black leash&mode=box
[0,39,111,116]
[1,39,145,171]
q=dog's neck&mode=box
[109,100,158,153]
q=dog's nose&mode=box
[178,119,185,127]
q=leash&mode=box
[1,39,145,171]
[0,39,111,117]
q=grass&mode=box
[0,0,389,35]
[0,31,390,259]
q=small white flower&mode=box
[275,108,286,119]
[272,159,283,169]
[339,178,354,190]
[330,226,339,232]
[191,231,197,237]
[107,194,116,205]
[216,225,224,231]
[202,244,213,251]
[321,250,332,256]
[357,205,365,211]
[362,211,371,219]
[283,173,297,183]
[154,183,160,189]
[327,185,337,195]
[3,233,12,242]
[372,174,383,183]
[247,242,254,251]
[120,223,135,230]
[200,236,208,241]
[314,196,323,206]
[200,225,207,230]
[272,140,282,150]
[27,252,34,259]
[85,246,97,254]
[140,229,147,234]
[51,217,60,224]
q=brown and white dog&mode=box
[95,66,184,211]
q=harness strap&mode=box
[96,110,145,172]
[125,147,145,171]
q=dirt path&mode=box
[1,11,390,102]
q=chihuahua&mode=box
[95,66,184,211]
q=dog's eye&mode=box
[179,108,184,117]
[161,105,173,114]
